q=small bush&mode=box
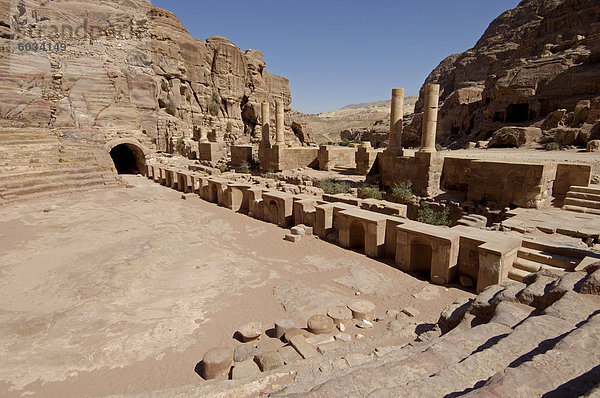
[218,164,229,173]
[166,99,177,116]
[545,142,560,151]
[339,138,351,146]
[238,161,251,174]
[209,91,220,116]
[175,136,185,153]
[390,181,414,203]
[418,203,451,226]
[318,179,351,195]
[264,170,280,180]
[358,185,384,200]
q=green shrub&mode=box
[264,170,280,180]
[358,185,384,200]
[238,161,251,174]
[318,179,351,195]
[339,138,351,146]
[175,136,185,153]
[545,142,560,151]
[390,181,414,203]
[209,91,220,116]
[166,99,177,116]
[418,203,451,226]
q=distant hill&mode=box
[292,96,417,144]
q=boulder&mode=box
[587,139,600,152]
[489,127,542,148]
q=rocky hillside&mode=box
[416,0,600,148]
[292,97,417,146]
[0,0,293,152]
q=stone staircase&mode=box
[0,128,121,203]
[122,266,600,398]
[563,185,600,215]
[508,240,583,282]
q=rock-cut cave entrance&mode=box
[109,143,146,174]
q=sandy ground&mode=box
[0,176,470,397]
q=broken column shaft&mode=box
[261,101,271,148]
[389,88,404,151]
[420,84,440,152]
[276,101,285,144]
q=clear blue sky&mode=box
[150,0,520,113]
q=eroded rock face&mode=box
[0,0,293,150]
[415,0,600,146]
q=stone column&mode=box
[199,127,208,143]
[420,84,440,152]
[261,102,271,148]
[276,101,285,144]
[389,88,404,151]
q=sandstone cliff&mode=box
[415,0,600,147]
[0,0,294,152]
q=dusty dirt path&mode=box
[0,176,469,397]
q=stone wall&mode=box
[553,163,592,198]
[441,157,557,208]
[380,151,443,197]
[318,146,357,171]
[231,145,253,168]
[259,146,319,171]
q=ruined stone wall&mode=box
[441,157,557,208]
[259,146,319,172]
[318,146,357,171]
[380,151,443,197]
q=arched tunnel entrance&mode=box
[109,143,146,174]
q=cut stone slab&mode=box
[284,234,300,243]
[283,328,311,343]
[202,347,233,380]
[334,333,352,343]
[231,358,261,380]
[289,334,319,359]
[233,344,258,363]
[306,334,335,346]
[274,319,295,339]
[348,299,376,320]
[254,350,284,372]
[317,341,342,355]
[307,315,335,335]
[291,226,305,236]
[278,345,303,365]
[238,322,262,342]
[327,305,353,326]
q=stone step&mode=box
[562,205,600,216]
[0,165,112,181]
[513,257,542,273]
[0,138,59,145]
[464,313,600,397]
[0,180,120,204]
[566,191,600,202]
[517,247,579,270]
[508,267,531,282]
[371,293,597,397]
[0,168,113,190]
[280,322,513,397]
[0,177,119,202]
[564,197,600,210]
[569,185,600,195]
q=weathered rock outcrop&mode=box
[0,0,294,153]
[415,0,600,147]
